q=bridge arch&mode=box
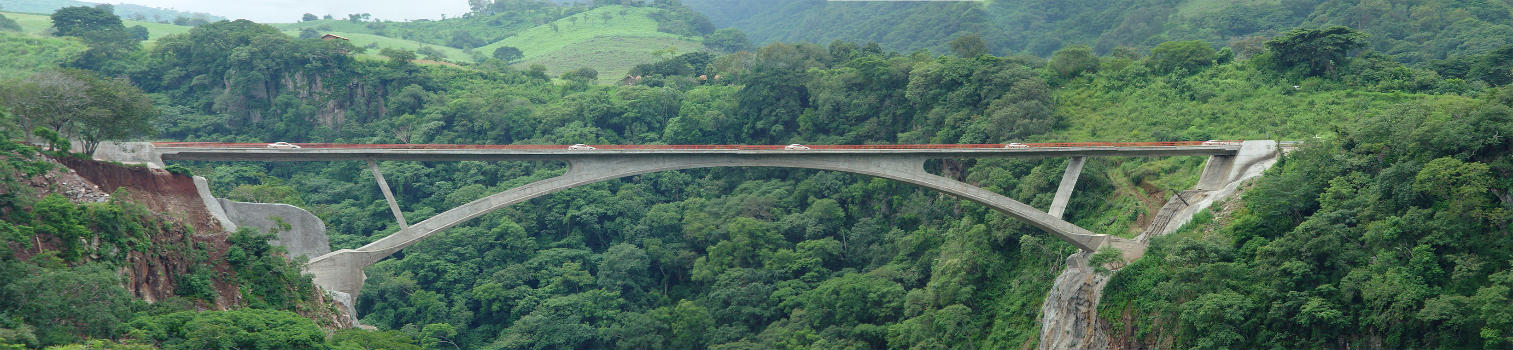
[305,153,1136,298]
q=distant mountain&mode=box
[681,0,1513,63]
[0,0,221,23]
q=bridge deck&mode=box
[154,142,1242,162]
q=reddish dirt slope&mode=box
[50,157,241,308]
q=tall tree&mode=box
[0,70,154,152]
[51,6,139,72]
[1049,45,1099,78]
[949,33,988,57]
[50,6,123,37]
[493,46,524,62]
[0,70,90,138]
[1150,40,1217,73]
[1265,26,1368,76]
[75,73,156,154]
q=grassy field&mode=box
[1,11,192,42]
[0,31,85,80]
[280,30,476,63]
[270,18,383,35]
[4,5,709,81]
[478,6,705,79]
[517,36,704,80]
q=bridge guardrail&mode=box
[151,141,1245,150]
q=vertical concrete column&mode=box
[1048,157,1085,219]
[367,159,409,229]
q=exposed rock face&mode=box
[1038,251,1113,350]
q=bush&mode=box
[1150,40,1216,74]
[164,164,193,177]
[128,309,326,350]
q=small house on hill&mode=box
[321,34,349,41]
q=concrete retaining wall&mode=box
[218,199,331,259]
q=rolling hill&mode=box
[2,10,191,41]
[476,5,705,79]
[279,29,476,64]
[0,0,221,22]
[273,5,708,80]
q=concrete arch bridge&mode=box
[121,141,1277,303]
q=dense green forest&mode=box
[0,1,1511,349]
[684,0,1513,62]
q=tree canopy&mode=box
[1264,26,1368,76]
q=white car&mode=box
[1201,140,1236,146]
[266,142,301,149]
[568,144,596,150]
[1004,143,1029,149]
[784,144,810,150]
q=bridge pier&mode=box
[367,160,410,229]
[1048,157,1085,219]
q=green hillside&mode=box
[0,0,221,22]
[2,11,192,40]
[282,30,475,63]
[0,31,84,79]
[684,0,1513,62]
[272,5,707,79]
[478,5,705,79]
[514,36,704,79]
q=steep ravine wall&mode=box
[1038,141,1281,348]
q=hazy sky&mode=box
[89,0,471,23]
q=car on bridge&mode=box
[1202,140,1240,146]
[785,144,810,150]
[1004,143,1029,149]
[266,142,301,149]
[568,144,596,150]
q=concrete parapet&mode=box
[93,141,165,168]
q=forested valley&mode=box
[0,0,1511,349]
